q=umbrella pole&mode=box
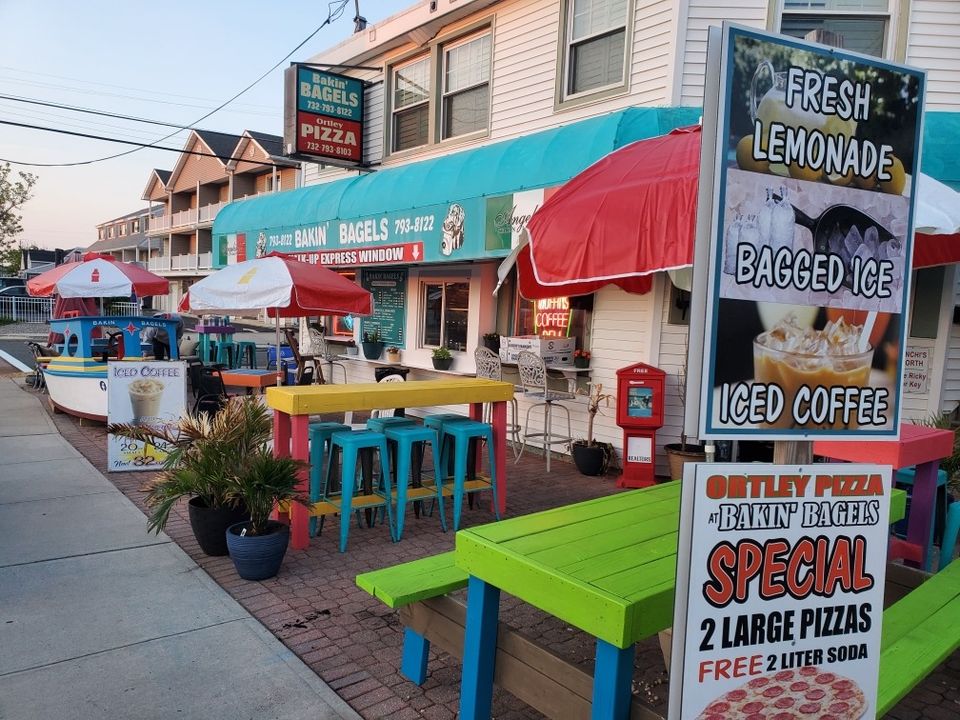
[275,315,282,387]
[99,298,104,315]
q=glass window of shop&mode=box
[442,32,491,140]
[421,281,469,351]
[780,0,889,58]
[513,289,593,350]
[393,56,431,152]
[909,266,945,340]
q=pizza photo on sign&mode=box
[697,667,866,720]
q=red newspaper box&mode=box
[616,362,666,488]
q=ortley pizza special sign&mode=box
[695,24,926,439]
[669,463,890,720]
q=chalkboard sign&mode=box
[361,268,407,348]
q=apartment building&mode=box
[211,0,960,471]
[144,130,299,309]
[88,207,162,264]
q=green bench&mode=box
[358,550,960,719]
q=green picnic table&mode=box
[453,482,908,720]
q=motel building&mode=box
[210,0,960,475]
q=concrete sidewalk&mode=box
[0,378,360,720]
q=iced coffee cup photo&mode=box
[753,315,873,430]
[128,378,165,425]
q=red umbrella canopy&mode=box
[525,126,701,295]
[27,252,169,298]
[179,253,373,318]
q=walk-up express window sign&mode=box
[283,64,364,165]
[689,24,925,440]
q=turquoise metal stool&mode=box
[939,500,959,571]
[385,424,448,539]
[895,466,949,571]
[440,420,500,531]
[237,341,258,369]
[424,413,472,479]
[367,416,415,433]
[327,430,395,552]
[215,340,238,368]
[308,422,351,537]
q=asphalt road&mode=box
[0,339,34,371]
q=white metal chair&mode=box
[516,350,575,472]
[370,373,406,420]
[310,328,348,384]
[474,347,521,459]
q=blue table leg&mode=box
[459,576,500,720]
[401,627,430,685]
[592,639,634,720]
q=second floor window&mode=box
[780,0,889,58]
[393,57,431,152]
[132,219,140,233]
[442,33,491,140]
[564,0,629,98]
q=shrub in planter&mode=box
[432,346,453,371]
[106,398,272,555]
[570,383,616,476]
[361,331,384,360]
[573,349,591,369]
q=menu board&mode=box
[107,361,187,472]
[361,268,407,347]
[669,463,890,720]
[691,24,925,439]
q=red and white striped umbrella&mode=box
[26,252,169,298]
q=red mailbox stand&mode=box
[616,362,666,488]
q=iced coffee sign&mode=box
[700,25,925,438]
[107,361,187,472]
[669,463,890,720]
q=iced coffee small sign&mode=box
[698,24,925,439]
[107,361,187,472]
[669,463,890,720]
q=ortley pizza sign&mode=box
[668,463,890,720]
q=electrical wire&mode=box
[0,0,350,168]
[0,93,219,130]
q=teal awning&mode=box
[213,107,701,266]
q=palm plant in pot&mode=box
[570,383,616,476]
[106,398,271,556]
[225,442,309,581]
[361,330,384,359]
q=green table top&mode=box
[455,483,907,649]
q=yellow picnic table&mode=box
[266,378,515,550]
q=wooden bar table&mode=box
[814,423,954,570]
[453,483,908,720]
[266,378,516,550]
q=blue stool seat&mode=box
[308,422,351,537]
[440,420,500,531]
[327,430,395,552]
[424,414,472,480]
[367,416,416,433]
[236,341,258,369]
[384,425,447,539]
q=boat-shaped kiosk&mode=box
[43,315,181,422]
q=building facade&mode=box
[213,0,960,474]
[88,207,161,265]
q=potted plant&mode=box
[344,340,358,356]
[574,349,591,368]
[432,346,453,371]
[482,332,501,354]
[385,345,402,363]
[225,443,310,581]
[106,398,270,556]
[663,347,706,479]
[361,330,384,360]
[570,383,616,476]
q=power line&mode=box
[0,119,295,169]
[1,1,348,168]
[0,93,217,131]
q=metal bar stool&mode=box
[439,420,500,531]
[385,424,447,539]
[516,350,575,473]
[310,328,348,384]
[308,422,351,537]
[236,340,258,369]
[474,347,522,459]
[215,340,238,369]
[326,430,395,552]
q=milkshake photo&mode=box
[128,378,165,426]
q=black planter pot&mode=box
[362,341,384,360]
[574,357,590,369]
[432,357,453,371]
[187,497,250,556]
[226,521,290,580]
[572,443,606,476]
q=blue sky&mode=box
[0,0,404,249]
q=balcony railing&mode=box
[0,298,142,324]
[198,200,228,223]
[147,252,214,273]
[146,200,231,235]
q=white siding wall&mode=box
[676,0,768,106]
[652,277,690,476]
[907,0,960,111]
[938,269,960,414]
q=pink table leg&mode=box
[905,460,939,570]
[492,400,507,514]
[290,414,311,551]
[272,411,292,523]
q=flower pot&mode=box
[432,357,453,371]
[664,443,707,481]
[385,351,401,364]
[226,520,290,580]
[571,443,606,476]
[362,341,384,360]
[187,497,250,556]
[574,357,590,369]
[344,346,358,356]
[483,336,500,353]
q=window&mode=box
[421,281,469,351]
[107,227,114,239]
[118,223,126,237]
[132,219,140,233]
[265,175,274,192]
[780,0,889,58]
[392,56,431,152]
[563,0,629,98]
[909,267,944,339]
[442,33,491,140]
[514,289,593,350]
